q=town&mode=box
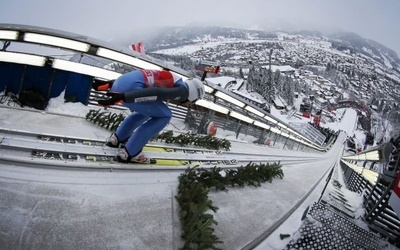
[149,27,400,143]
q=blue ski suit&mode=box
[109,69,189,157]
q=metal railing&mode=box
[340,139,400,246]
[0,23,327,151]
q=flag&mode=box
[137,42,144,53]
[130,42,145,54]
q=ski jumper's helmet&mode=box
[186,78,205,102]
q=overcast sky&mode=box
[1,0,399,55]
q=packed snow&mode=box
[1,88,395,249]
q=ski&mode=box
[0,128,320,170]
[0,135,312,167]
[0,135,310,162]
[0,136,227,159]
[0,136,243,168]
[36,134,221,154]
[0,127,321,160]
[0,127,221,154]
[30,149,238,166]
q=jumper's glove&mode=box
[92,79,115,91]
[98,92,125,106]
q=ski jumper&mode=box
[110,69,189,157]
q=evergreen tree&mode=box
[274,70,282,92]
[246,65,256,92]
[382,104,391,118]
[267,68,275,102]
[326,62,332,71]
[239,67,244,79]
[292,78,301,94]
[259,67,270,100]
[286,77,295,106]
[280,76,294,106]
[245,65,277,104]
[377,99,385,113]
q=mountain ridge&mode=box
[115,26,399,68]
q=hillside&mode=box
[138,26,399,70]
[135,26,400,140]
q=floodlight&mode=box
[229,111,254,124]
[281,132,290,138]
[203,85,214,94]
[364,151,380,161]
[24,33,90,52]
[0,51,46,66]
[362,168,378,184]
[270,127,281,134]
[277,123,288,129]
[214,91,245,108]
[96,47,162,70]
[0,30,18,40]
[52,59,121,79]
[254,121,271,130]
[264,115,277,124]
[245,105,264,117]
[195,99,230,114]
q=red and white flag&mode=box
[130,42,145,54]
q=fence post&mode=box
[365,175,395,222]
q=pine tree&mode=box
[267,68,275,103]
[286,77,294,106]
[246,66,256,92]
[326,62,331,71]
[259,67,270,99]
[239,67,244,79]
[280,76,290,105]
[274,70,282,92]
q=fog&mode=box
[1,0,399,55]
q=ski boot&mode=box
[117,147,156,164]
[106,133,120,148]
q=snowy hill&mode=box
[138,27,400,88]
[139,26,399,70]
[328,31,400,68]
